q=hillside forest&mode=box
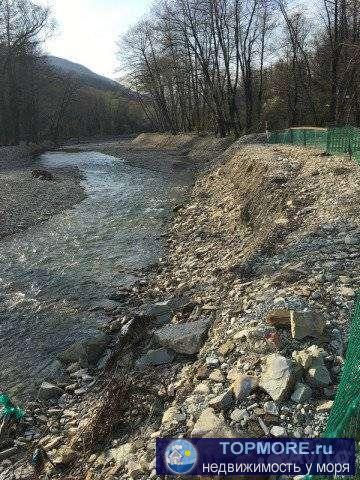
[2,0,360,145]
[121,0,360,136]
[0,0,146,146]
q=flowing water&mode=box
[0,150,194,397]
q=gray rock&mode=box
[191,408,235,437]
[135,348,174,369]
[291,382,312,402]
[263,401,279,415]
[38,382,63,401]
[154,318,211,355]
[306,358,331,387]
[259,354,297,402]
[230,408,249,422]
[208,390,234,411]
[58,333,110,366]
[290,310,325,340]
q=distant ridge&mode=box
[46,55,135,98]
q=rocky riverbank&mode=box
[2,137,360,479]
[0,145,86,238]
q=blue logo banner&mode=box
[156,437,356,476]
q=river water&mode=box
[0,150,194,398]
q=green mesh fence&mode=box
[268,126,360,163]
[305,294,360,480]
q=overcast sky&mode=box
[37,0,153,79]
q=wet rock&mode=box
[291,382,312,402]
[154,318,211,355]
[231,374,259,401]
[38,382,63,401]
[191,408,235,437]
[259,354,297,401]
[135,348,174,369]
[58,333,110,366]
[290,310,325,340]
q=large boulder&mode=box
[259,354,297,401]
[154,318,211,355]
[58,333,110,367]
[135,348,174,369]
[38,382,63,401]
[290,311,325,340]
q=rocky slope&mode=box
[2,138,360,480]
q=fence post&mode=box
[303,130,307,146]
[326,128,331,154]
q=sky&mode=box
[37,0,153,79]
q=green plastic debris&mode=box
[0,394,25,420]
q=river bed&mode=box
[0,150,194,398]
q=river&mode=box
[0,150,194,398]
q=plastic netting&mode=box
[305,295,360,480]
[268,126,360,163]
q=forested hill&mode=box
[47,56,135,98]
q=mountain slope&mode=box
[46,56,134,98]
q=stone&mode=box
[208,390,234,411]
[292,345,325,369]
[208,369,224,382]
[110,443,133,467]
[290,310,325,340]
[259,354,297,402]
[38,382,63,401]
[154,318,211,355]
[135,348,174,369]
[339,286,356,297]
[142,301,173,326]
[58,333,110,366]
[266,309,291,326]
[44,436,63,451]
[54,447,77,466]
[162,407,185,425]
[231,374,259,401]
[191,408,235,438]
[218,340,236,356]
[270,426,287,437]
[291,383,312,402]
[263,401,279,416]
[306,358,331,387]
[316,400,334,412]
[230,408,249,422]
[127,460,144,478]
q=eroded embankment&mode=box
[3,137,360,480]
